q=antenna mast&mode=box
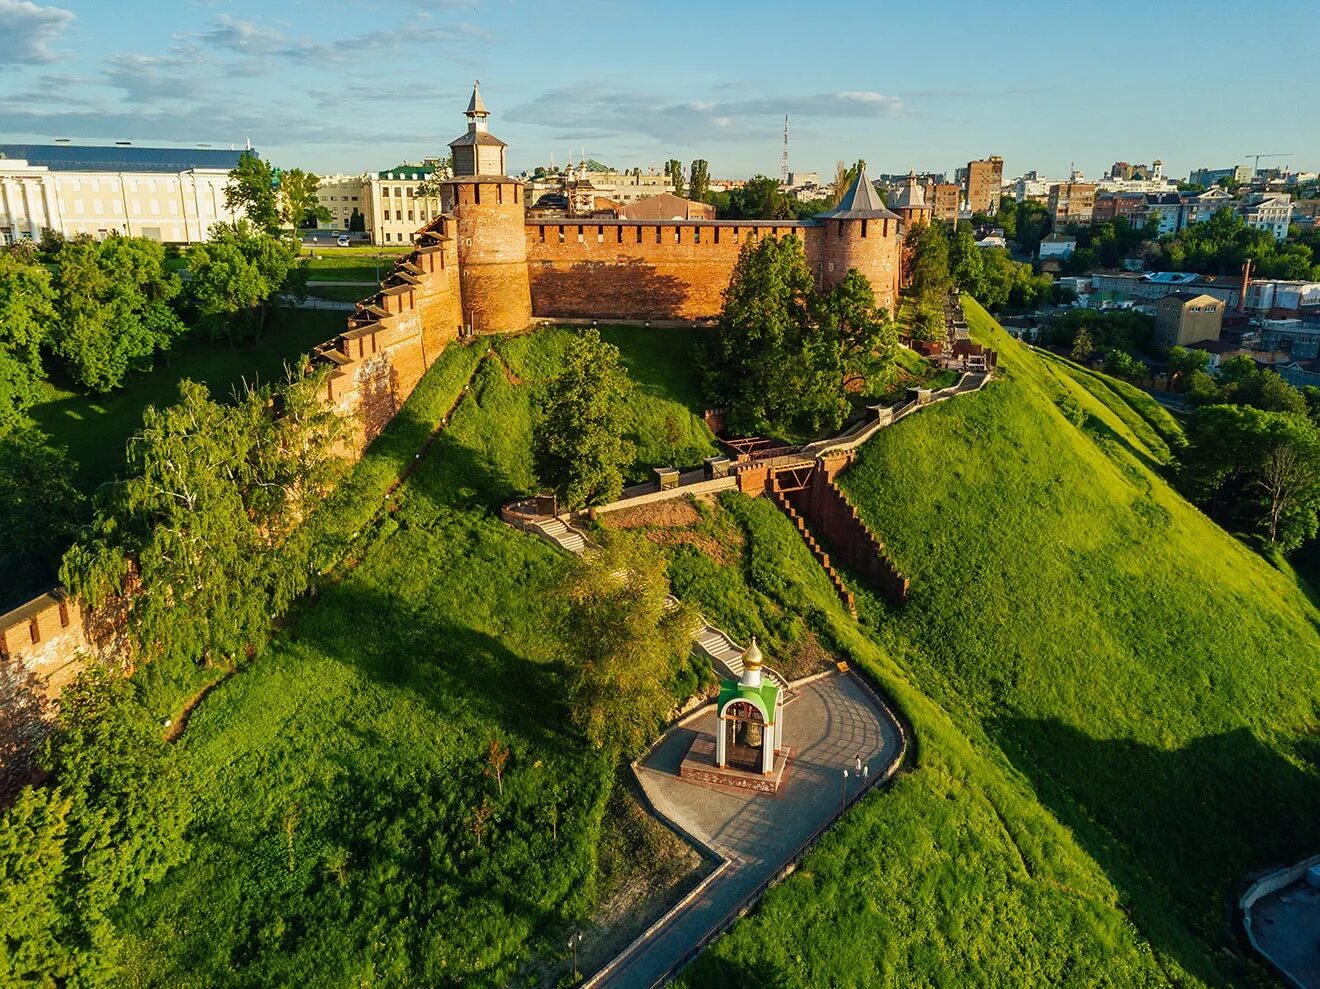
[781,115,790,184]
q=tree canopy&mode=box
[224,155,329,233]
[701,235,887,437]
[0,252,57,428]
[61,369,345,667]
[532,329,635,510]
[1155,207,1318,280]
[559,537,695,755]
[50,235,187,393]
[186,221,306,341]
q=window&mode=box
[558,227,565,244]
[577,228,584,243]
[396,210,402,221]
[408,211,414,221]
[694,227,701,244]
[597,227,604,244]
[93,199,103,213]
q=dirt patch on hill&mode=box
[599,497,740,565]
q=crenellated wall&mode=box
[523,219,902,321]
[314,223,464,450]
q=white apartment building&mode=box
[0,143,248,244]
[315,168,445,245]
[1238,194,1293,241]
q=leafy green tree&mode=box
[348,208,366,233]
[62,370,345,666]
[43,664,193,975]
[1103,348,1145,380]
[1013,199,1052,256]
[1234,368,1308,415]
[51,236,187,393]
[0,424,83,572]
[1167,345,1211,379]
[688,159,710,201]
[826,269,897,389]
[665,159,684,197]
[949,224,986,298]
[720,176,793,221]
[908,221,953,302]
[186,221,305,341]
[277,168,330,229]
[0,252,57,427]
[223,153,282,232]
[1071,327,1095,361]
[532,330,635,510]
[1181,404,1320,548]
[560,537,694,754]
[701,235,845,436]
[0,786,73,983]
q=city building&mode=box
[965,156,1004,214]
[926,181,961,221]
[1047,181,1097,226]
[1091,270,1242,307]
[1237,194,1293,241]
[1144,192,1190,235]
[0,142,248,244]
[317,173,367,231]
[1189,164,1254,187]
[1039,232,1076,259]
[1154,291,1224,348]
[1009,171,1053,203]
[1092,192,1148,224]
[1186,186,1235,224]
[620,193,715,221]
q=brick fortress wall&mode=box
[524,217,901,321]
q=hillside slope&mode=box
[836,299,1320,983]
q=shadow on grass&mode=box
[995,717,1320,985]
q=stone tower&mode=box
[444,82,532,335]
[814,165,902,313]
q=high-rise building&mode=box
[1047,181,1098,227]
[965,155,1004,214]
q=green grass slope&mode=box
[652,494,1172,987]
[831,297,1320,984]
[109,327,717,986]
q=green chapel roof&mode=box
[717,679,779,724]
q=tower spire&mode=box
[781,114,790,185]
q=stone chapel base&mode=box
[678,733,794,795]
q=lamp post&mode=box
[568,931,583,982]
[841,768,849,815]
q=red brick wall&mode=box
[525,221,900,321]
[450,180,533,334]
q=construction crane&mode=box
[1246,152,1293,174]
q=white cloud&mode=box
[0,0,73,67]
[198,14,286,56]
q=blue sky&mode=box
[0,0,1313,182]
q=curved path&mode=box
[587,671,904,988]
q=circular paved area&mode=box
[591,671,903,989]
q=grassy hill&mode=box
[679,298,1320,986]
[108,326,717,986]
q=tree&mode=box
[688,159,710,201]
[665,159,684,197]
[0,425,83,574]
[347,208,366,233]
[51,235,187,393]
[560,537,694,754]
[413,156,453,202]
[1167,345,1211,381]
[277,168,330,229]
[1071,327,1095,362]
[61,369,345,666]
[532,330,635,510]
[722,175,793,220]
[0,786,74,984]
[829,159,867,206]
[825,269,897,389]
[186,221,305,341]
[701,235,845,436]
[0,252,57,427]
[1103,348,1144,380]
[907,221,953,302]
[1181,404,1320,549]
[949,224,986,298]
[224,153,282,232]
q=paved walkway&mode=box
[587,672,904,989]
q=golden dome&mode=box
[741,637,763,671]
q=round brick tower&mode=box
[444,82,532,335]
[814,165,902,315]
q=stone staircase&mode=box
[530,516,589,554]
